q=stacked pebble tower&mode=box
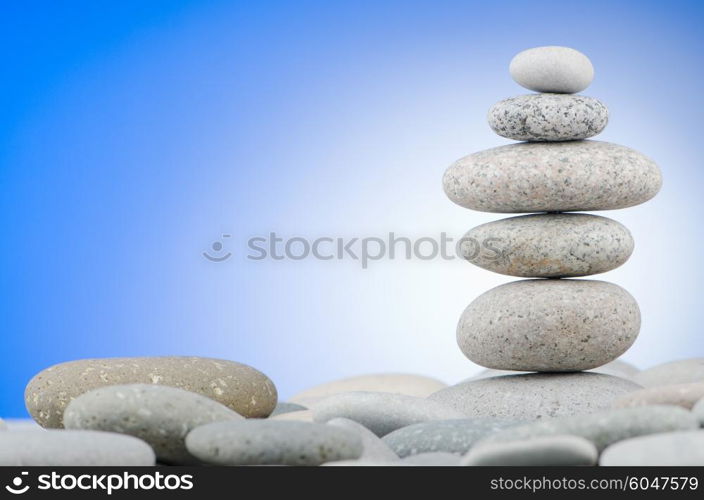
[442,46,662,375]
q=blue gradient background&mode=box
[2,0,703,417]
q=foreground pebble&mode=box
[186,420,362,466]
[0,430,155,466]
[600,431,704,466]
[63,384,242,464]
[311,392,464,436]
[612,382,704,410]
[633,358,704,387]
[462,214,633,278]
[26,356,277,427]
[481,405,698,451]
[488,94,607,141]
[382,418,519,457]
[462,435,597,466]
[457,280,640,371]
[326,418,398,461]
[509,46,594,94]
[428,373,641,419]
[443,141,662,213]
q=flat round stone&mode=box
[612,382,704,410]
[185,420,363,466]
[0,430,155,466]
[488,94,607,141]
[633,358,704,387]
[26,356,277,428]
[600,431,704,466]
[462,214,633,278]
[381,418,520,457]
[311,392,465,437]
[63,384,243,464]
[326,418,398,461]
[443,141,662,213]
[428,373,641,420]
[457,279,640,371]
[510,46,594,93]
[462,435,597,466]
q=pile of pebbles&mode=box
[2,47,703,466]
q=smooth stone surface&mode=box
[327,418,398,461]
[692,398,704,426]
[469,359,640,382]
[488,94,607,141]
[510,46,594,93]
[402,452,462,466]
[271,402,308,416]
[271,410,315,422]
[612,382,704,410]
[634,358,704,387]
[289,373,447,407]
[600,431,704,466]
[443,141,662,213]
[26,356,277,428]
[457,280,640,371]
[0,430,155,466]
[480,405,698,451]
[311,392,465,437]
[462,214,633,278]
[382,418,520,457]
[64,384,242,464]
[462,435,597,466]
[186,420,363,466]
[428,373,641,420]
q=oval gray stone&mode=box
[480,405,698,452]
[462,435,597,466]
[488,94,608,141]
[382,418,520,457]
[428,373,641,420]
[63,384,243,464]
[0,430,155,466]
[326,418,398,461]
[462,214,633,278]
[633,358,704,387]
[26,356,277,428]
[185,420,363,466]
[612,382,704,410]
[510,46,594,94]
[600,431,704,466]
[457,279,640,371]
[311,392,465,437]
[443,141,662,213]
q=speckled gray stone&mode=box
[185,420,363,466]
[462,435,597,466]
[26,356,277,428]
[462,214,633,278]
[0,430,156,466]
[488,94,607,141]
[443,141,662,213]
[612,382,704,410]
[311,392,465,437]
[63,384,242,464]
[428,373,641,420]
[510,46,594,94]
[402,452,462,466]
[480,405,698,452]
[633,358,704,387]
[271,402,308,416]
[692,398,704,426]
[326,418,398,461]
[457,280,640,371]
[600,431,704,466]
[469,359,640,382]
[381,418,520,457]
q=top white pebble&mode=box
[509,46,594,94]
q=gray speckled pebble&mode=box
[462,213,633,278]
[382,418,520,457]
[63,384,242,464]
[428,373,641,420]
[311,392,465,437]
[186,420,363,466]
[488,94,607,141]
[0,430,155,466]
[327,418,398,461]
[457,279,640,371]
[510,46,594,94]
[443,141,662,213]
[271,402,308,416]
[600,431,704,466]
[402,452,462,466]
[612,382,704,410]
[462,435,597,466]
[26,356,277,428]
[633,358,704,387]
[481,405,698,452]
[692,398,704,426]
